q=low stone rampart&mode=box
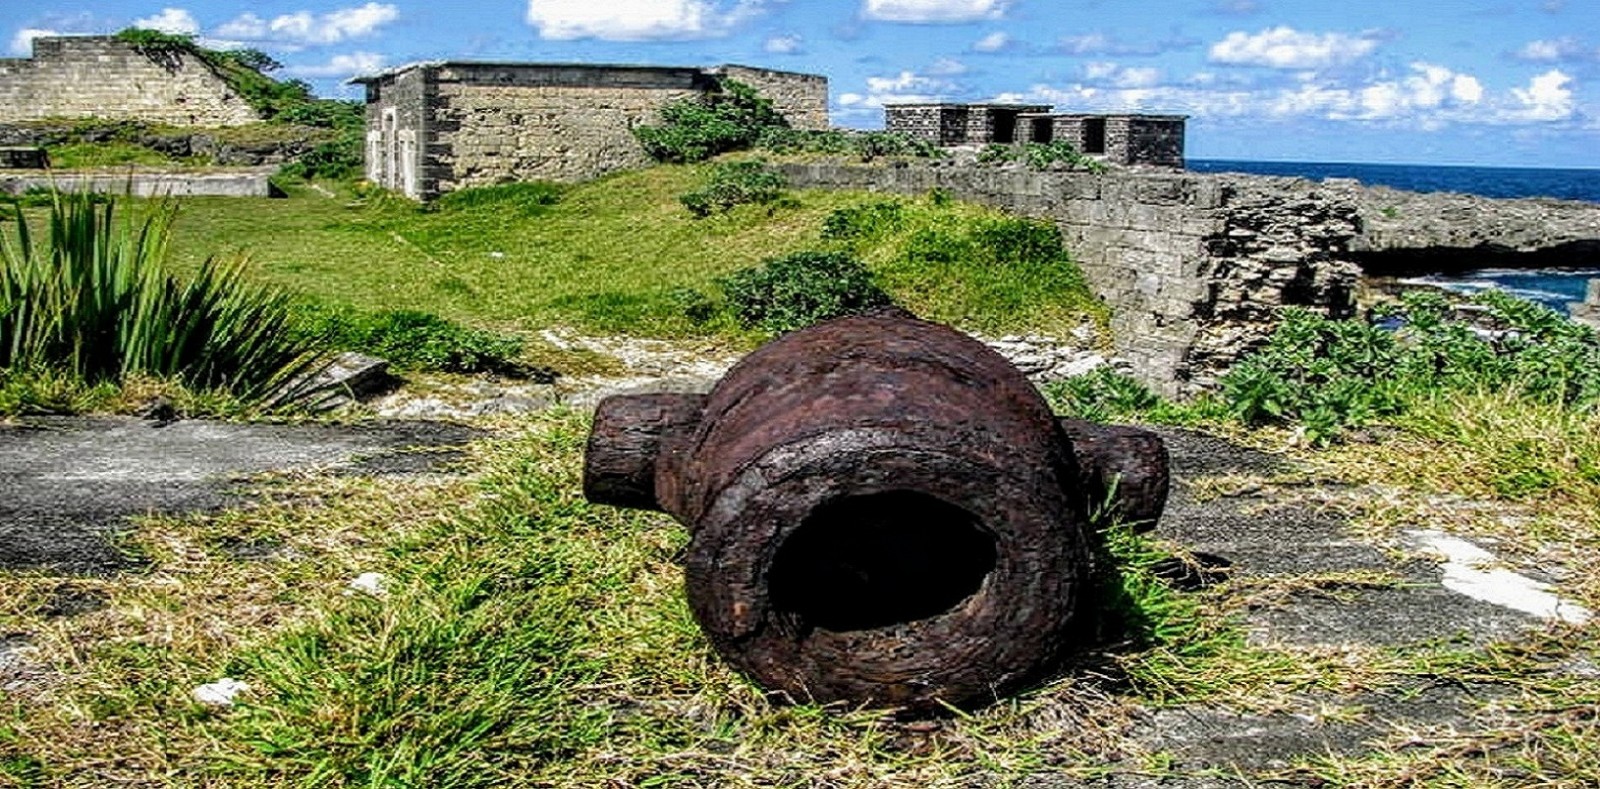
[0,168,275,198]
[779,161,1363,395]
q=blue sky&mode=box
[5,1,1598,167]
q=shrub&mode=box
[680,161,789,218]
[293,305,529,377]
[755,127,944,161]
[0,193,323,403]
[1046,367,1161,424]
[820,201,905,241]
[718,251,892,334]
[1215,290,1600,445]
[978,141,1105,172]
[634,80,788,164]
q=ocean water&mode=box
[1187,159,1600,314]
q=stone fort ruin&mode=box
[351,62,828,200]
[885,103,1186,168]
[0,35,262,127]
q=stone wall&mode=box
[0,37,259,127]
[778,161,1362,395]
[715,65,829,130]
[360,62,828,199]
[885,105,968,145]
[1108,117,1185,168]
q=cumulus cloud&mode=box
[526,0,767,41]
[1209,26,1381,69]
[994,60,1567,131]
[862,0,1011,24]
[285,51,386,78]
[1059,32,1196,57]
[1510,69,1575,121]
[9,28,61,56]
[928,57,968,75]
[838,70,957,112]
[972,31,1010,52]
[215,3,399,47]
[764,34,802,53]
[1513,37,1598,63]
[1083,62,1162,88]
[134,8,200,35]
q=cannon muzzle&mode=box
[584,310,1169,710]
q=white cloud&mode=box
[525,0,767,41]
[862,0,1010,24]
[1059,32,1194,57]
[1210,0,1260,13]
[216,3,399,47]
[764,34,801,53]
[994,60,1564,131]
[1083,62,1162,88]
[1209,26,1380,69]
[1513,37,1599,63]
[838,69,957,114]
[928,57,968,76]
[973,31,1010,52]
[134,8,200,35]
[285,51,386,78]
[1510,69,1575,121]
[9,28,60,56]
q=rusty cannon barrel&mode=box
[583,310,1169,710]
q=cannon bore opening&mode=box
[768,491,998,633]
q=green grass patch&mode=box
[153,165,1105,340]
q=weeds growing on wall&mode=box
[634,80,789,164]
[978,141,1106,172]
[0,192,324,406]
[756,128,945,161]
[110,28,365,179]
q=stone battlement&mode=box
[0,36,260,127]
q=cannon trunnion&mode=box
[584,311,1169,710]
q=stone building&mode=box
[0,36,261,127]
[351,61,828,200]
[885,103,1186,168]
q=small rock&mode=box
[193,677,250,707]
[346,572,390,598]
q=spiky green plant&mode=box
[0,191,324,404]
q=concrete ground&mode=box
[0,415,1587,784]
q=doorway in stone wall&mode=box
[1083,118,1107,154]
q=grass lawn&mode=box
[157,164,1106,341]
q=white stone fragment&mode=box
[193,678,250,707]
[1407,530,1593,625]
[345,572,390,598]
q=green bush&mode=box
[679,161,789,218]
[717,251,892,334]
[1217,291,1600,445]
[756,128,944,161]
[293,305,529,377]
[634,80,788,164]
[0,193,323,402]
[1046,367,1161,425]
[820,200,904,241]
[978,141,1105,172]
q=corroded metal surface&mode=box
[584,310,1171,710]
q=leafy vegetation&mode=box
[98,28,367,179]
[757,127,946,161]
[678,160,790,217]
[977,141,1107,172]
[633,80,789,164]
[293,304,531,377]
[0,193,324,409]
[716,250,892,334]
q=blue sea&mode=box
[1187,159,1600,314]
